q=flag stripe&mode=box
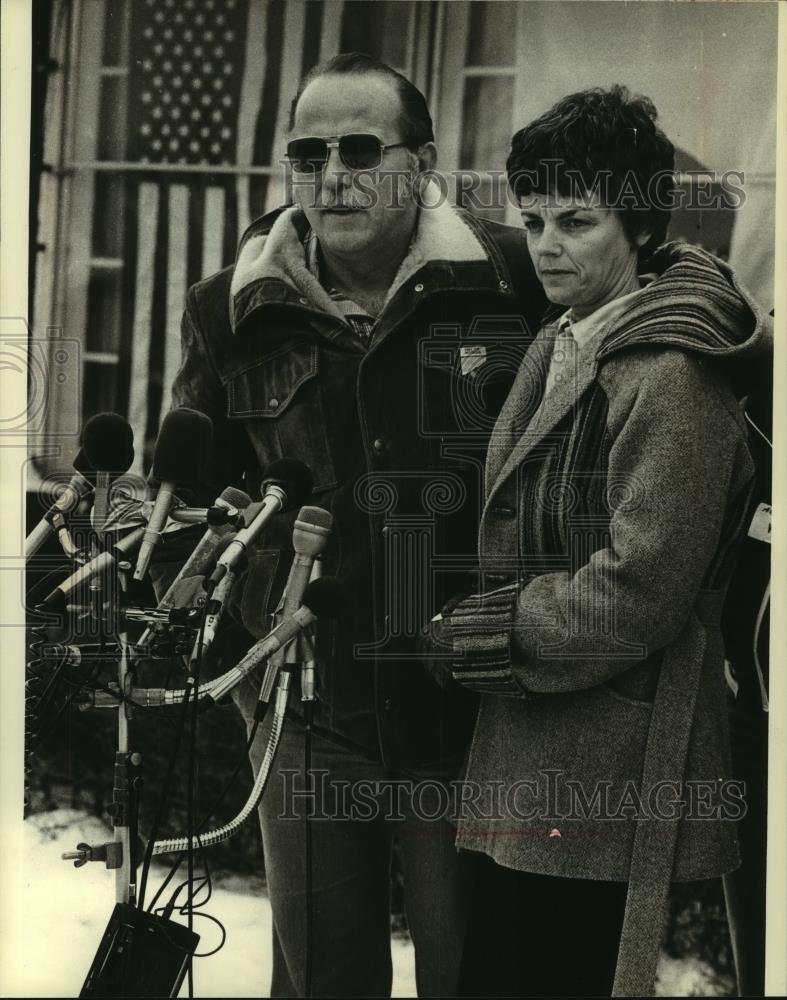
[236,0,268,236]
[128,181,160,472]
[264,1,307,213]
[319,2,344,62]
[160,183,190,419]
[202,185,226,278]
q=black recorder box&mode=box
[80,903,200,997]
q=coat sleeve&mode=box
[149,281,252,598]
[446,350,754,696]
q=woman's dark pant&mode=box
[458,852,628,997]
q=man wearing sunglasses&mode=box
[166,52,545,996]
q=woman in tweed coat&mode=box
[426,87,771,996]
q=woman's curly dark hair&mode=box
[507,85,676,260]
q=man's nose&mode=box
[321,146,350,193]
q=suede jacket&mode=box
[167,195,546,769]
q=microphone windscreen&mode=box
[219,487,253,510]
[80,413,135,474]
[301,576,345,619]
[262,459,313,509]
[293,506,334,557]
[152,408,213,484]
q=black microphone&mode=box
[80,412,135,536]
[25,414,134,558]
[208,577,345,703]
[133,408,213,581]
[207,459,313,589]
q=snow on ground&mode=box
[6,809,727,997]
[6,810,416,998]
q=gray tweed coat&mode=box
[440,243,770,992]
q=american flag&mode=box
[105,0,319,472]
[128,0,246,166]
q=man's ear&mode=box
[418,142,437,173]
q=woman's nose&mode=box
[537,222,562,256]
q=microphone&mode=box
[207,459,313,589]
[208,577,344,703]
[41,525,146,613]
[257,505,334,708]
[81,412,135,536]
[138,487,252,648]
[25,411,134,559]
[133,408,213,582]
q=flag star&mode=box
[211,109,222,122]
[141,91,153,104]
[195,13,205,26]
[205,30,214,42]
[174,43,183,55]
[194,45,204,57]
[221,94,232,107]
[178,124,189,137]
[220,126,232,139]
[172,75,183,87]
[215,45,224,57]
[212,77,223,90]
[184,29,193,41]
[152,106,164,119]
[180,92,192,105]
[171,107,182,120]
[200,126,210,137]
[189,140,200,153]
[210,142,221,154]
[140,123,152,136]
[142,58,153,71]
[154,10,164,22]
[191,109,202,121]
[153,42,164,54]
[152,138,162,151]
[164,27,173,40]
[216,13,225,25]
[223,63,232,75]
[162,60,173,71]
[152,75,163,87]
[193,78,203,89]
[161,123,171,136]
[169,138,180,151]
[175,12,184,24]
[201,94,212,106]
[182,61,193,73]
[162,92,172,104]
[143,26,154,39]
[224,30,235,42]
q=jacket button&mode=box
[298,296,307,304]
[269,397,280,410]
[384,698,392,711]
[499,280,509,290]
[414,283,424,293]
[373,438,386,453]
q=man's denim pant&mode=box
[237,681,475,997]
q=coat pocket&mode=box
[223,341,337,493]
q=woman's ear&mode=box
[634,229,652,249]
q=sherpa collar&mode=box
[229,180,491,332]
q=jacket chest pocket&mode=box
[222,341,337,493]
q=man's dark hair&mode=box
[288,52,434,150]
[507,85,676,260]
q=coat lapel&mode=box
[485,330,599,507]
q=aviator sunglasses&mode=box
[286,133,409,173]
